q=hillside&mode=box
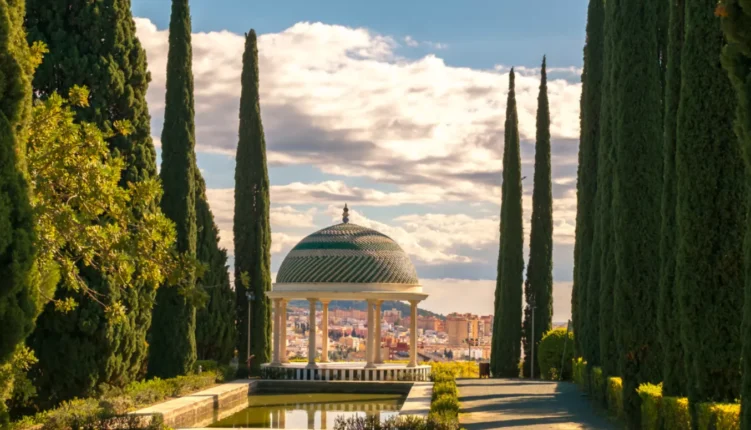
[288,300,446,321]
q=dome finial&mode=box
[342,203,349,224]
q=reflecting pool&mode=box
[207,392,406,429]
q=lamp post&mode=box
[246,290,255,373]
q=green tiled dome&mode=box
[276,223,419,285]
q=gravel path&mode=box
[458,378,616,429]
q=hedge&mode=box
[573,363,741,430]
[537,328,574,380]
[591,366,606,406]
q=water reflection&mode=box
[208,393,404,429]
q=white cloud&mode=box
[404,35,419,47]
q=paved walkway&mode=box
[458,379,615,429]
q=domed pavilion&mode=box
[264,205,430,381]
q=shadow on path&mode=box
[458,378,615,429]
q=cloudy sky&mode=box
[131,0,587,322]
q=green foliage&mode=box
[663,397,692,430]
[536,328,573,381]
[491,69,524,378]
[0,346,36,424]
[610,0,665,426]
[575,0,604,368]
[234,29,272,375]
[149,0,199,379]
[637,383,663,430]
[194,174,235,363]
[429,362,479,379]
[596,0,618,379]
[522,57,553,379]
[658,0,686,399]
[607,377,624,421]
[572,358,588,388]
[0,0,37,367]
[696,403,740,430]
[718,2,751,428]
[676,0,744,407]
[591,367,606,406]
[333,414,459,430]
[428,366,459,427]
[25,0,164,400]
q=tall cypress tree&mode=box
[658,0,685,398]
[148,0,197,378]
[234,29,272,375]
[195,173,235,363]
[597,0,618,378]
[611,0,664,426]
[0,0,36,364]
[579,0,604,369]
[571,0,601,359]
[676,0,744,409]
[491,69,524,378]
[719,1,751,426]
[25,0,160,401]
[522,57,553,378]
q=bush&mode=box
[590,367,606,406]
[696,402,740,430]
[606,377,623,420]
[428,362,478,379]
[431,381,457,401]
[572,358,587,388]
[637,383,662,430]
[662,397,691,430]
[537,329,574,380]
[333,414,459,430]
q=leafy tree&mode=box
[658,0,685,398]
[234,29,272,375]
[571,0,601,359]
[491,69,524,378]
[718,1,751,426]
[522,57,553,378]
[611,0,665,426]
[148,0,198,378]
[579,0,604,369]
[676,0,745,411]
[25,0,162,398]
[195,173,235,363]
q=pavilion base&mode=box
[260,362,431,382]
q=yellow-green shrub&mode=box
[428,361,478,379]
[572,358,587,388]
[607,377,624,420]
[637,383,663,430]
[663,397,691,430]
[591,367,606,405]
[537,329,574,380]
[696,402,740,430]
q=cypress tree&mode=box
[597,0,618,378]
[522,57,553,378]
[148,0,197,378]
[676,0,744,409]
[195,173,235,363]
[611,0,664,426]
[571,0,601,359]
[234,29,272,375]
[0,0,36,364]
[25,0,160,400]
[658,0,685,397]
[579,0,604,369]
[491,69,524,378]
[719,1,751,426]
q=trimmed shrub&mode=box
[637,383,663,430]
[606,377,624,420]
[663,397,691,430]
[696,403,740,430]
[537,329,574,380]
[572,358,588,388]
[431,381,457,401]
[591,367,606,406]
[333,413,460,430]
[428,362,478,379]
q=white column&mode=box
[408,300,418,367]
[365,300,375,368]
[374,300,383,364]
[307,298,317,368]
[280,299,288,363]
[321,300,330,363]
[272,298,281,364]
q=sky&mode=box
[130,0,588,322]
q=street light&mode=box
[246,290,255,374]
